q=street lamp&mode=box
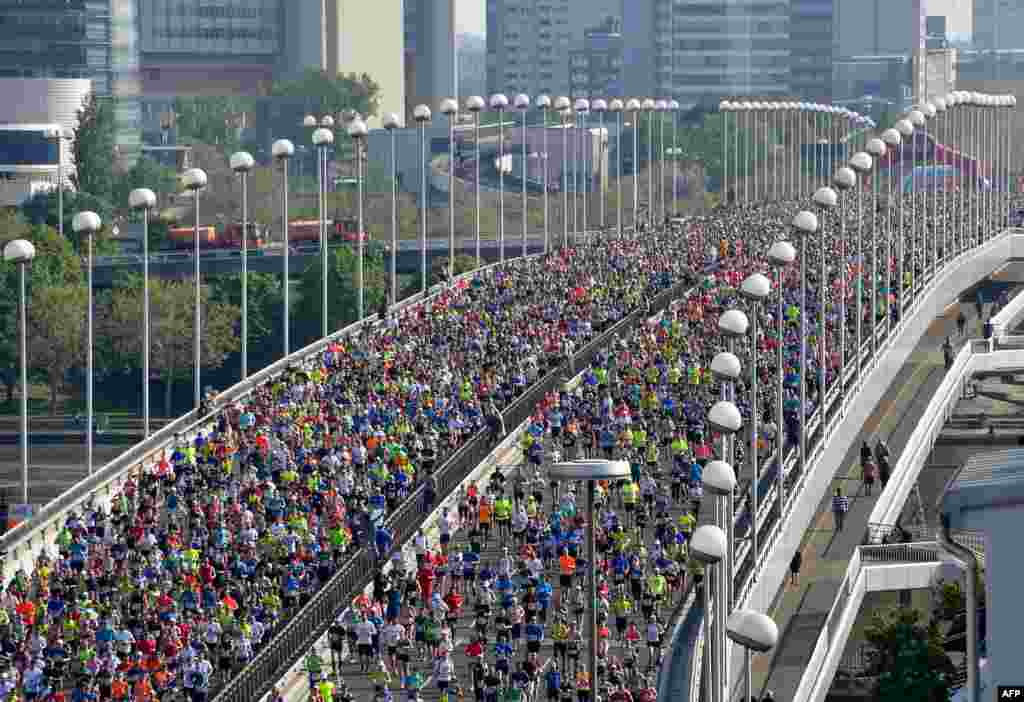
[514,94,530,258]
[383,113,401,305]
[791,210,818,481]
[574,98,590,242]
[466,96,486,266]
[669,99,680,216]
[414,104,432,293]
[894,119,914,317]
[180,168,207,410]
[626,99,642,230]
[45,126,72,239]
[555,96,572,248]
[535,94,552,253]
[440,98,459,280]
[490,93,510,261]
[128,187,156,437]
[72,210,101,475]
[812,187,838,403]
[766,240,796,515]
[312,126,335,337]
[866,137,887,347]
[609,99,624,238]
[727,608,779,702]
[592,99,607,231]
[690,524,728,702]
[641,99,656,228]
[228,152,254,380]
[347,119,369,319]
[848,151,873,382]
[655,99,668,225]
[548,460,631,702]
[4,239,35,504]
[271,139,295,356]
[832,167,857,400]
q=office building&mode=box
[568,17,624,99]
[404,0,457,121]
[486,0,621,98]
[789,0,834,101]
[834,0,925,59]
[621,0,789,110]
[974,0,1024,51]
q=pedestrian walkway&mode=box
[750,297,992,702]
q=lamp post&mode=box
[921,103,937,280]
[440,98,459,279]
[128,188,156,436]
[907,109,926,297]
[535,95,552,253]
[832,167,856,404]
[721,101,732,205]
[413,104,432,293]
[609,99,624,238]
[46,127,71,239]
[812,187,838,404]
[641,99,655,228]
[866,138,887,350]
[383,113,401,304]
[548,460,631,702]
[592,99,607,232]
[228,152,254,379]
[706,399,742,702]
[627,99,641,230]
[180,169,207,409]
[465,97,485,266]
[848,152,873,383]
[894,119,914,322]
[490,93,510,261]
[574,98,590,242]
[690,524,728,702]
[271,139,295,355]
[4,239,36,503]
[791,210,818,484]
[702,458,737,702]
[727,608,780,702]
[766,240,796,515]
[555,96,571,248]
[656,99,668,225]
[740,272,772,579]
[669,99,680,216]
[72,210,101,474]
[311,124,335,337]
[348,119,368,319]
[514,93,531,258]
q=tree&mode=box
[20,190,117,254]
[116,156,178,249]
[268,68,381,121]
[207,272,284,342]
[296,245,387,336]
[102,280,240,417]
[173,95,254,152]
[26,285,87,414]
[863,608,956,702]
[70,93,117,203]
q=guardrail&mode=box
[666,228,1024,702]
[0,251,535,584]
[213,276,690,702]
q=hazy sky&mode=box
[456,0,485,35]
[455,0,972,37]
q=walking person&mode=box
[956,310,966,337]
[862,458,877,497]
[788,548,802,587]
[943,337,954,370]
[832,487,849,532]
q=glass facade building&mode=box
[789,0,834,101]
[138,0,282,56]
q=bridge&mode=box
[89,236,552,286]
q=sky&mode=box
[455,0,972,38]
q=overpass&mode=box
[89,236,552,287]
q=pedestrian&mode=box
[943,337,954,370]
[957,310,966,336]
[862,459,877,497]
[832,487,849,532]
[789,548,802,587]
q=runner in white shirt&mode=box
[432,653,455,692]
[355,619,378,672]
[381,622,405,673]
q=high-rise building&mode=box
[0,0,114,93]
[486,0,621,98]
[974,0,1024,51]
[833,0,925,58]
[404,0,457,121]
[568,18,624,99]
[621,0,790,109]
[789,0,834,101]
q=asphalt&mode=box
[0,445,124,507]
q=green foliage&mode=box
[206,272,284,342]
[20,190,117,255]
[864,608,956,702]
[71,93,116,202]
[173,95,254,152]
[268,68,381,121]
[116,156,178,249]
[296,244,387,335]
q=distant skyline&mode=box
[457,0,971,38]
[456,0,485,35]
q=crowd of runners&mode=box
[0,190,1006,702]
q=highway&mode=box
[89,236,558,287]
